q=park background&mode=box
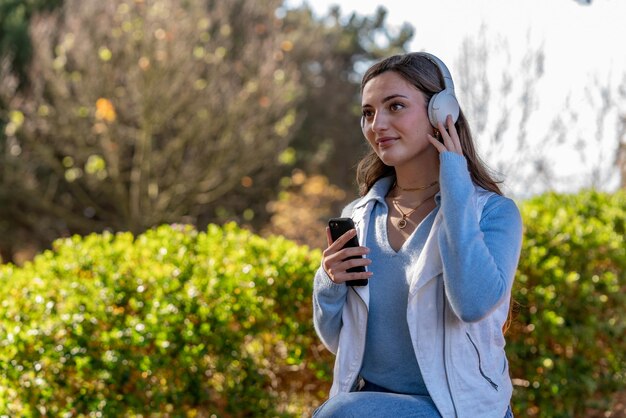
[0,0,625,416]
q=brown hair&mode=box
[356,52,502,196]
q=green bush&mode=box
[0,223,331,417]
[509,190,626,417]
[2,190,625,417]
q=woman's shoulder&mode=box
[482,192,522,227]
[340,176,394,217]
[340,198,361,218]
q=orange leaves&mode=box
[95,98,116,122]
[280,40,293,52]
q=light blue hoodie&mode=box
[313,152,523,418]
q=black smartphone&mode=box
[328,217,368,286]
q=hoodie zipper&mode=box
[466,332,499,391]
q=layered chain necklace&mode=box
[391,180,439,229]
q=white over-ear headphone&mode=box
[416,52,460,128]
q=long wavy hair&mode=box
[356,52,502,196]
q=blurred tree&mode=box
[454,26,551,197]
[528,72,626,193]
[0,0,304,260]
[0,1,413,261]
[246,5,414,246]
[611,79,626,189]
[282,5,413,194]
[455,24,626,196]
[611,68,626,190]
[0,0,64,262]
[193,5,413,239]
[0,0,63,86]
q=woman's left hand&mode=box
[427,114,463,155]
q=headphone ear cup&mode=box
[428,91,460,127]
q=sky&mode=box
[289,0,626,197]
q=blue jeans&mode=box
[312,391,442,418]
[313,380,514,418]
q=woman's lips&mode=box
[376,137,397,148]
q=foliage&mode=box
[263,170,346,249]
[282,5,413,192]
[0,0,303,253]
[508,190,626,417]
[0,1,413,263]
[0,223,331,417]
[0,0,62,262]
[0,0,63,85]
[1,190,626,415]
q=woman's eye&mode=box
[362,109,374,118]
[390,102,405,111]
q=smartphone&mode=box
[328,217,368,286]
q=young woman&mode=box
[312,52,522,418]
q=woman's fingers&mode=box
[430,115,462,155]
[326,257,372,284]
[322,228,372,284]
[325,226,333,247]
[446,115,463,154]
[328,228,357,250]
[427,133,446,153]
[438,115,462,154]
[323,245,370,272]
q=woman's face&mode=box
[361,71,437,168]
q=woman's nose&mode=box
[371,112,388,132]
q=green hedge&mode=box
[1,190,625,417]
[0,223,330,417]
[508,190,626,417]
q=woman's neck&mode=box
[393,152,440,191]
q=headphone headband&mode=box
[415,52,456,93]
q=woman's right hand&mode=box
[322,228,373,284]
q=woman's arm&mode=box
[438,152,523,322]
[428,116,522,323]
[312,268,348,353]
[312,200,370,353]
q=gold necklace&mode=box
[392,191,437,229]
[394,180,439,192]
